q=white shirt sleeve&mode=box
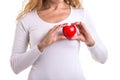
[83,10,108,64]
[10,20,41,74]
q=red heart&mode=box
[63,24,76,39]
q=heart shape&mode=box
[62,24,76,39]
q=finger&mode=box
[62,23,67,25]
[77,22,91,37]
[53,25,63,33]
[74,22,81,32]
[50,25,58,31]
[75,21,81,25]
[48,25,59,33]
[80,22,89,32]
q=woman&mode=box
[10,0,108,80]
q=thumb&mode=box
[71,34,85,42]
[71,36,80,40]
[58,35,67,40]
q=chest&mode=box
[37,9,70,23]
[28,9,83,46]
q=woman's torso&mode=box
[21,6,86,80]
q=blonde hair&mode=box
[16,0,82,20]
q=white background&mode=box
[0,0,120,80]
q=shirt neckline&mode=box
[34,6,73,25]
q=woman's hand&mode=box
[38,25,66,52]
[72,22,95,47]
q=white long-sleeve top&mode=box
[10,7,108,80]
